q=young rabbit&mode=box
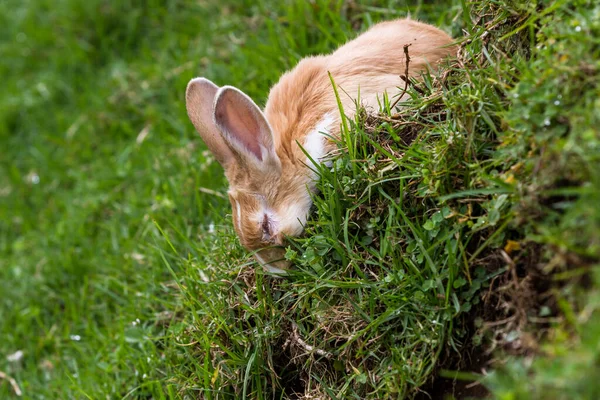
[185,18,455,273]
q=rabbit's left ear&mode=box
[186,78,236,168]
[213,86,280,169]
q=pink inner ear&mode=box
[220,99,263,161]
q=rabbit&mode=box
[185,18,456,273]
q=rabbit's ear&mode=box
[186,78,235,167]
[214,86,278,166]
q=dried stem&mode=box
[389,43,412,110]
[0,371,22,397]
[291,322,333,359]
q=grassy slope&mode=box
[1,0,598,399]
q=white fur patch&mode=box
[233,198,242,233]
[277,199,311,237]
[303,113,334,165]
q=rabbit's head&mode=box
[186,78,320,273]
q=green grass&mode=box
[1,0,599,399]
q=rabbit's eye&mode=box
[261,214,273,242]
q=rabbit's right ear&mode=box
[186,78,235,168]
[213,86,280,169]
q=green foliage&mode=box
[495,0,600,258]
[480,0,600,397]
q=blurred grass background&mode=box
[1,0,599,398]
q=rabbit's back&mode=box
[264,18,455,162]
[326,19,455,110]
[328,19,455,75]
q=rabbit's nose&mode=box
[262,213,284,244]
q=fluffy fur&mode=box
[185,19,456,271]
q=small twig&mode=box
[482,316,517,328]
[198,187,227,199]
[0,371,22,397]
[291,322,333,359]
[456,198,488,203]
[465,380,483,389]
[389,44,412,110]
[175,340,199,347]
[400,74,427,96]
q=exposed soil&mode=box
[418,238,596,399]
